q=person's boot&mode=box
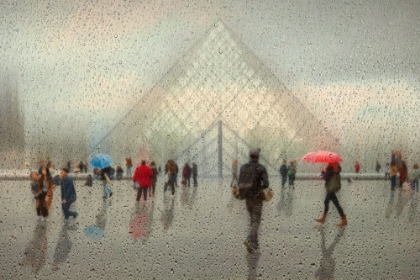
[315,214,326,224]
[244,238,258,253]
[336,215,347,227]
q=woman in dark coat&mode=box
[37,167,54,222]
[315,162,347,227]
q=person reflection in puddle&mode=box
[22,224,47,273]
[246,251,261,279]
[314,225,343,280]
[51,223,75,271]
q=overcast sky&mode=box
[1,0,419,150]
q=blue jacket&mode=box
[60,176,77,202]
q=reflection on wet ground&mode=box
[1,177,420,279]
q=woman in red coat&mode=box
[133,160,153,202]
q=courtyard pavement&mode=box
[0,174,419,279]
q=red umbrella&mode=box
[302,151,342,163]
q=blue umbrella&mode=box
[90,154,113,169]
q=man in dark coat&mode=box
[59,168,78,221]
[239,148,269,253]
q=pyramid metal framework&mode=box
[90,21,344,176]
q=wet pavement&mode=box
[1,176,419,279]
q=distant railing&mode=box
[0,170,393,181]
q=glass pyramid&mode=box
[90,21,347,176]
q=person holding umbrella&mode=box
[302,151,347,227]
[101,167,113,199]
[90,154,114,199]
[315,162,347,227]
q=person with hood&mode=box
[133,160,153,202]
[315,162,347,227]
[59,168,78,221]
[279,160,287,188]
[150,161,158,196]
[236,148,269,253]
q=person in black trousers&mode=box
[238,148,269,253]
[315,162,347,227]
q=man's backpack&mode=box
[237,163,259,199]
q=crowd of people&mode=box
[29,157,199,223]
[267,150,419,193]
[28,148,419,255]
